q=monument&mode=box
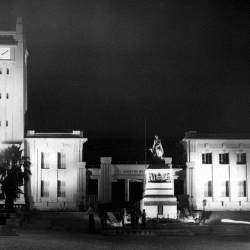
[140,136,177,219]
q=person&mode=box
[87,203,96,233]
[141,209,146,227]
[99,206,107,230]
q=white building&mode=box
[4,18,250,213]
[0,17,27,144]
[0,17,88,210]
[25,131,87,210]
[182,131,250,211]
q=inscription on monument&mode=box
[148,172,171,183]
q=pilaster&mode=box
[100,157,112,203]
[77,162,87,210]
[186,162,195,209]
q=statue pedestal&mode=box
[140,165,177,219]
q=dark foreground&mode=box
[0,228,249,250]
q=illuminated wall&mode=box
[0,17,27,144]
[25,131,87,210]
[182,131,250,211]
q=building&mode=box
[25,131,87,210]
[87,157,185,207]
[182,131,250,211]
[0,17,27,145]
[0,17,88,210]
[5,18,250,214]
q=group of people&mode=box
[130,207,146,228]
[87,203,109,233]
[86,204,147,234]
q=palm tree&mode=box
[0,145,31,213]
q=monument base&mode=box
[140,162,177,219]
[141,196,177,219]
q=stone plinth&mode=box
[141,164,177,219]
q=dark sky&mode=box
[1,0,250,163]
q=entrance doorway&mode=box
[88,179,98,196]
[112,179,125,202]
[129,180,143,202]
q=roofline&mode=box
[25,130,86,139]
[182,131,250,140]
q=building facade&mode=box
[0,18,88,210]
[4,18,250,213]
[0,17,27,145]
[86,158,185,208]
[25,130,87,210]
[182,131,250,211]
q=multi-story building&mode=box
[0,17,27,145]
[182,131,250,211]
[0,17,88,210]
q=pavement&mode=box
[0,228,250,250]
[1,211,250,249]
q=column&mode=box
[77,162,87,210]
[186,162,195,209]
[247,153,250,201]
[100,157,112,203]
[125,179,130,202]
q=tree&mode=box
[0,145,31,212]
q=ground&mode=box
[1,210,250,249]
[0,229,250,250]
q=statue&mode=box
[149,135,165,165]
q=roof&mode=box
[147,164,171,169]
[183,132,250,140]
[0,36,17,45]
[25,130,85,139]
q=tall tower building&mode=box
[0,17,28,145]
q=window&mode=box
[219,153,229,164]
[41,181,49,197]
[221,181,229,197]
[58,152,66,169]
[0,69,2,74]
[6,120,8,127]
[202,153,212,164]
[41,152,50,169]
[6,93,8,99]
[0,93,1,98]
[204,180,212,197]
[57,181,66,197]
[6,68,9,74]
[238,181,246,197]
[237,153,246,164]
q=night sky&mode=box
[1,0,250,163]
